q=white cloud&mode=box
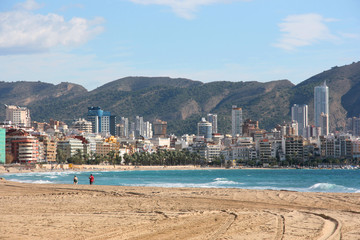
[15,0,43,11]
[130,0,249,19]
[274,13,338,50]
[0,0,104,55]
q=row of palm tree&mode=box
[56,149,203,166]
[122,149,203,166]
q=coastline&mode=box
[1,179,359,239]
[0,164,307,174]
[0,164,215,174]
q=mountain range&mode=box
[1,61,359,135]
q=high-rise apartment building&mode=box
[6,129,39,164]
[117,117,129,138]
[5,105,31,127]
[143,121,153,139]
[320,113,329,136]
[347,117,360,136]
[197,118,212,140]
[87,107,116,136]
[71,118,92,133]
[291,104,308,136]
[135,116,144,137]
[242,119,259,137]
[207,114,218,133]
[232,105,243,136]
[314,82,329,128]
[153,119,167,138]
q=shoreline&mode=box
[1,179,359,239]
[1,163,347,174]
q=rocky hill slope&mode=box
[0,62,359,135]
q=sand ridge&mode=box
[1,180,360,239]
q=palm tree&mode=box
[107,151,116,167]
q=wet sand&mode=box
[1,179,360,239]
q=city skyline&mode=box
[0,0,359,90]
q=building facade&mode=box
[5,105,31,127]
[72,118,92,133]
[6,129,39,164]
[87,107,116,136]
[207,114,218,134]
[320,113,329,136]
[232,105,243,136]
[291,104,308,136]
[197,118,212,140]
[153,119,167,138]
[314,81,329,128]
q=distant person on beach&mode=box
[89,174,94,185]
[73,176,78,185]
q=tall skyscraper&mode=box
[207,114,218,133]
[347,117,360,136]
[314,81,329,128]
[232,105,243,136]
[291,104,308,136]
[5,105,31,127]
[135,116,143,137]
[117,117,129,138]
[143,121,153,139]
[87,107,116,136]
[198,118,212,140]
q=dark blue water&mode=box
[2,169,360,193]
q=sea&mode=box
[1,169,360,193]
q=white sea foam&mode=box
[214,178,228,181]
[8,179,53,184]
[308,183,358,193]
[211,180,239,185]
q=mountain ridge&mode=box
[0,62,359,135]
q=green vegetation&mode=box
[1,62,360,134]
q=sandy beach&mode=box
[1,178,360,240]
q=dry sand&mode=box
[1,179,360,240]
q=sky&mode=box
[0,0,359,90]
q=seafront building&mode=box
[71,118,92,133]
[197,118,212,141]
[117,117,129,138]
[153,119,167,138]
[291,104,308,136]
[347,117,360,136]
[320,113,329,136]
[314,82,329,128]
[57,138,84,160]
[87,107,116,136]
[232,105,243,136]
[5,105,31,127]
[6,129,39,164]
[207,114,218,134]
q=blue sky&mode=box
[0,0,359,90]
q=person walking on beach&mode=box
[89,174,94,185]
[73,176,78,185]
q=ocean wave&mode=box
[211,180,239,185]
[7,179,53,184]
[214,178,228,181]
[308,183,359,193]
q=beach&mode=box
[1,178,360,239]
